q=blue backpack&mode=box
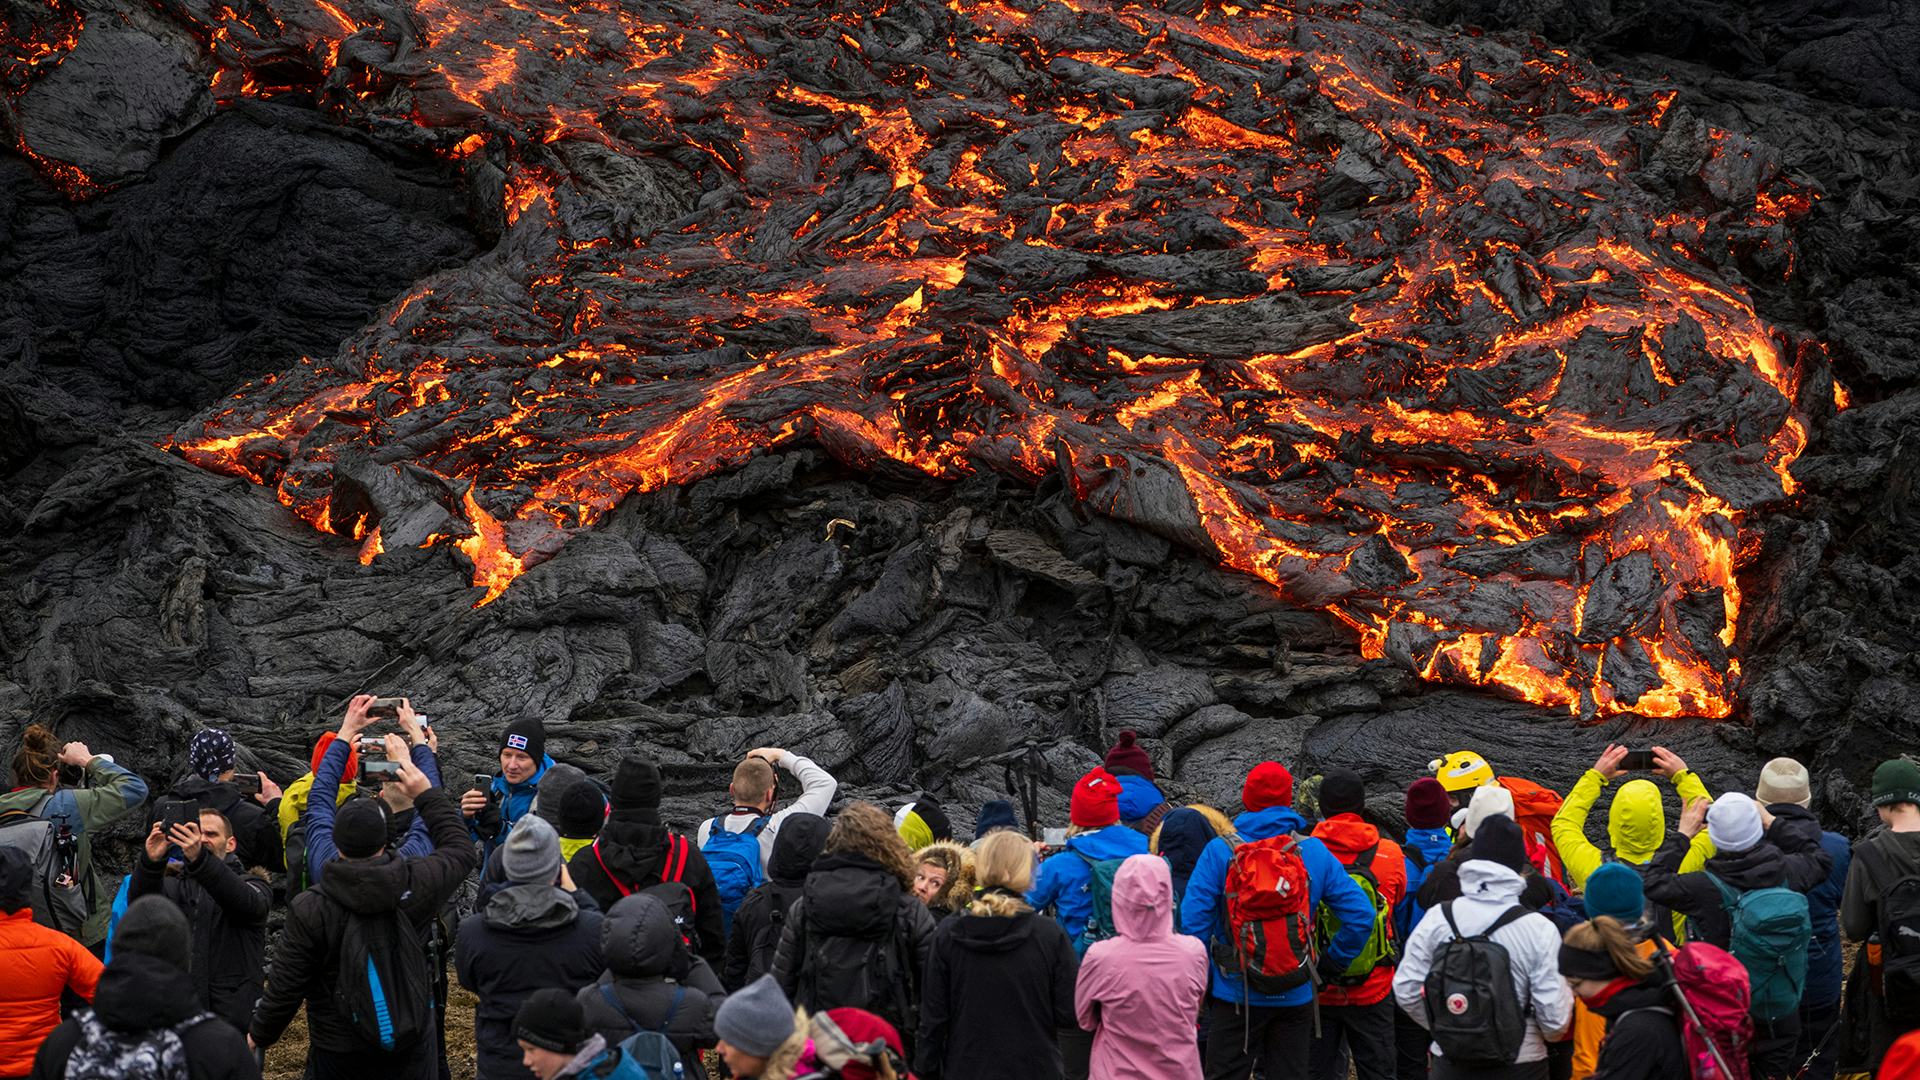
[593,983,686,1079]
[1707,872,1810,1022]
[702,816,769,939]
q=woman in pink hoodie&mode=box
[1073,853,1209,1080]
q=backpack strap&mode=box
[597,981,641,1032]
[659,835,689,884]
[741,815,771,838]
[592,839,633,898]
[659,985,686,1032]
[1703,871,1741,913]
[1473,904,1532,941]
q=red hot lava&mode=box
[14,0,1822,719]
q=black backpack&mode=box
[798,903,916,1039]
[1860,842,1920,1028]
[746,882,805,984]
[1423,903,1533,1066]
[334,908,436,1052]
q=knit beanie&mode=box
[514,988,589,1053]
[893,796,951,841]
[1242,762,1294,812]
[1103,731,1154,779]
[815,1008,905,1080]
[714,975,796,1057]
[1405,778,1453,830]
[334,798,390,859]
[1319,769,1365,818]
[1874,758,1920,808]
[896,810,933,853]
[116,895,191,971]
[310,731,358,781]
[1470,814,1530,874]
[1583,862,1646,923]
[501,716,546,764]
[558,782,606,839]
[1706,792,1764,854]
[0,848,32,913]
[1463,783,1515,840]
[973,799,1019,839]
[187,728,236,781]
[609,755,662,824]
[1755,758,1812,808]
[1070,768,1122,828]
[502,815,563,885]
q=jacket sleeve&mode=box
[683,957,726,1048]
[1026,850,1066,916]
[1552,770,1607,889]
[1638,833,1708,918]
[1315,841,1377,967]
[1526,919,1576,1039]
[454,916,479,992]
[64,936,103,1000]
[1051,924,1080,1030]
[1672,771,1717,872]
[771,898,806,1000]
[1392,907,1438,1027]
[902,898,939,997]
[395,813,433,860]
[912,929,951,1079]
[1781,840,1835,893]
[72,755,149,829]
[687,848,726,969]
[252,902,322,1047]
[1842,842,1876,941]
[1180,838,1230,941]
[777,751,837,820]
[305,740,351,881]
[400,787,482,922]
[1073,949,1105,1034]
[185,851,273,925]
[130,850,167,901]
[29,1021,80,1080]
[410,743,444,788]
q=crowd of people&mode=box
[5,698,1920,1080]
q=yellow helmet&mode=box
[1431,751,1495,792]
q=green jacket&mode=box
[0,755,149,945]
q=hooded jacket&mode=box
[0,906,102,1075]
[771,852,938,1047]
[1312,812,1408,1007]
[0,754,149,945]
[29,953,257,1080]
[456,884,607,1080]
[1640,834,1831,951]
[724,814,830,990]
[1075,855,1207,1080]
[1551,770,1714,889]
[249,787,479,1053]
[1586,976,1689,1080]
[1398,824,1453,939]
[914,898,1078,1080]
[1114,774,1168,829]
[128,845,271,1032]
[1392,860,1575,1063]
[568,816,725,968]
[577,893,726,1080]
[1026,824,1151,944]
[1179,805,1375,1008]
[1154,809,1218,906]
[1766,804,1850,1009]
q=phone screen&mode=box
[1621,750,1657,771]
[230,773,262,795]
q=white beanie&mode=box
[1706,792,1765,854]
[1463,784,1515,840]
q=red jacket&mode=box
[1310,814,1406,1007]
[0,907,102,1074]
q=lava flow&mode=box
[12,0,1821,718]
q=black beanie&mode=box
[501,716,546,765]
[514,988,588,1054]
[610,755,662,823]
[116,895,191,971]
[559,782,607,838]
[1470,814,1531,874]
[335,799,390,859]
[913,796,953,842]
[0,848,32,913]
[1319,769,1366,818]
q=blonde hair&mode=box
[1564,916,1653,980]
[825,802,917,886]
[967,831,1036,917]
[730,757,776,805]
[11,725,58,789]
[1150,804,1238,854]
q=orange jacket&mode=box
[1311,813,1407,1007]
[0,907,102,1074]
[1569,936,1660,1080]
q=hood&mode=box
[0,786,51,812]
[1456,858,1527,902]
[1705,837,1787,890]
[915,840,975,912]
[804,852,903,937]
[768,813,831,885]
[592,818,672,886]
[483,883,582,932]
[1607,779,1666,862]
[1312,813,1380,857]
[93,953,202,1031]
[948,910,1039,953]
[1115,774,1166,821]
[1406,826,1453,861]
[1157,808,1218,880]
[1234,805,1308,841]
[1111,853,1174,941]
[1592,976,1673,1022]
[603,892,689,979]
[317,852,410,914]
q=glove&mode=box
[1316,951,1350,985]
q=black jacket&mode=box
[128,847,272,1032]
[771,852,938,1048]
[567,817,724,969]
[1641,835,1831,950]
[1588,977,1689,1080]
[577,893,727,1080]
[914,910,1078,1080]
[249,786,479,1052]
[456,885,606,1080]
[166,778,283,873]
[31,953,260,1080]
[722,813,829,991]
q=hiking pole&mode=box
[1653,938,1737,1080]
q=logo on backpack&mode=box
[0,800,88,935]
[702,815,769,939]
[334,909,436,1052]
[1705,872,1809,1023]
[1423,902,1533,1067]
[1212,834,1315,994]
[1315,842,1398,985]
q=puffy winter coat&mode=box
[1180,805,1375,1008]
[0,907,102,1075]
[914,897,1078,1080]
[1586,975,1689,1080]
[1027,824,1150,943]
[568,817,724,969]
[724,814,829,990]
[1075,855,1207,1080]
[0,754,149,945]
[1766,804,1850,1009]
[29,953,256,1080]
[1392,860,1575,1063]
[1640,835,1830,951]
[1551,769,1714,889]
[772,852,938,1048]
[457,884,607,1080]
[579,893,730,1080]
[1312,813,1407,1007]
[128,847,271,1032]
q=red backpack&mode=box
[1211,834,1315,994]
[1665,942,1753,1080]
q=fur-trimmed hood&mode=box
[915,840,975,914]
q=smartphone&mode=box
[367,697,408,719]
[1042,827,1067,847]
[472,772,492,791]
[358,737,387,755]
[360,759,404,784]
[157,797,197,832]
[230,773,262,796]
[1621,749,1656,771]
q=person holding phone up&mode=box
[1550,745,1716,899]
[130,805,272,1032]
[303,694,445,885]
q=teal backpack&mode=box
[1706,872,1809,1022]
[1073,851,1127,955]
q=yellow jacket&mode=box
[1551,768,1715,889]
[277,771,356,842]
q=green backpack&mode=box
[1315,843,1399,985]
[1706,872,1809,1022]
[1074,851,1128,956]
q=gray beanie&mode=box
[501,815,563,885]
[714,975,795,1057]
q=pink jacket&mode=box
[1074,854,1208,1080]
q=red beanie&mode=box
[1405,777,1453,830]
[1103,730,1154,779]
[311,731,359,780]
[1884,1030,1920,1080]
[1242,762,1294,812]
[1070,767,1122,828]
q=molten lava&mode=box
[8,0,1821,718]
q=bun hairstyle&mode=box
[12,724,59,789]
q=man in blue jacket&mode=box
[306,695,441,882]
[1758,758,1851,1080]
[1182,760,1375,1080]
[463,716,555,857]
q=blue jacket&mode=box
[1027,824,1151,943]
[306,739,439,882]
[1766,805,1851,1008]
[474,756,555,852]
[1179,806,1374,1007]
[1114,774,1167,824]
[1396,825,1453,938]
